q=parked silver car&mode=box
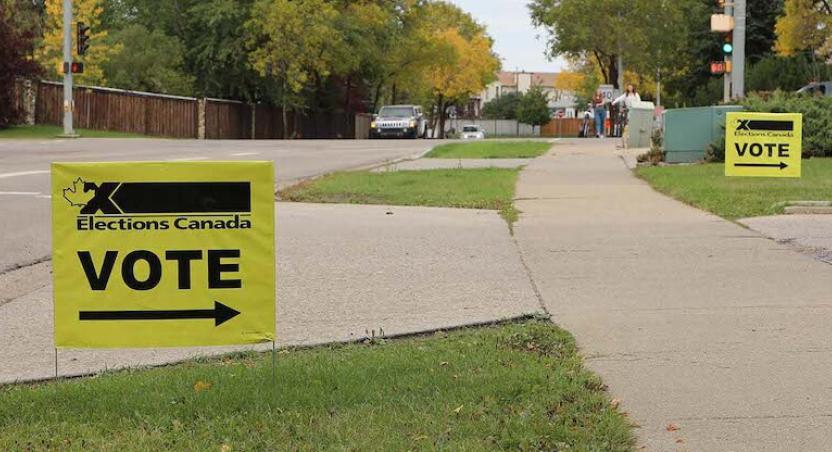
[797,81,831,96]
[461,124,485,140]
[370,105,427,139]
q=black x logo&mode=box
[737,120,751,131]
[79,182,121,214]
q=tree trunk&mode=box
[616,52,624,90]
[437,95,446,139]
[391,83,398,105]
[344,76,352,113]
[281,78,290,140]
[371,81,383,113]
[282,101,289,140]
[608,55,619,87]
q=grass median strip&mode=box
[0,320,634,450]
[0,125,148,139]
[279,167,520,226]
[426,140,551,159]
[637,159,832,219]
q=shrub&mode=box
[746,55,832,93]
[637,128,665,165]
[704,138,725,162]
[741,91,832,158]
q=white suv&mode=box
[370,105,427,139]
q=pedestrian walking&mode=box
[592,90,607,138]
[612,84,641,147]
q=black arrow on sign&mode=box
[734,162,789,170]
[79,301,240,326]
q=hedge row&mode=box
[742,91,832,158]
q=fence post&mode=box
[197,98,206,140]
[251,104,256,139]
[23,80,36,125]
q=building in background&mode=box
[473,71,578,118]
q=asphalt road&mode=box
[0,138,440,273]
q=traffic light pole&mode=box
[731,0,746,99]
[62,0,76,137]
[723,0,732,103]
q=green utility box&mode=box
[663,105,744,163]
[627,102,655,149]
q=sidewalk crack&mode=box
[511,235,550,317]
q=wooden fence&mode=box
[205,99,251,140]
[23,80,360,139]
[36,81,199,138]
[540,118,591,138]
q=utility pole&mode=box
[731,0,746,99]
[723,0,732,103]
[62,0,76,137]
[617,48,624,92]
[656,67,661,107]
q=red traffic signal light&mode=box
[77,22,90,56]
[63,62,85,74]
[710,60,732,75]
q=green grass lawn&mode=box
[0,125,147,139]
[0,321,634,451]
[280,167,521,225]
[426,141,551,159]
[637,159,832,219]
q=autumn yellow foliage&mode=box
[775,0,831,56]
[35,0,120,85]
[427,28,499,103]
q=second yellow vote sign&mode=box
[725,112,802,178]
[52,161,275,348]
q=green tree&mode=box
[0,0,43,127]
[529,0,640,88]
[746,54,832,92]
[482,92,521,119]
[102,24,193,95]
[660,0,784,107]
[184,0,260,100]
[36,0,121,85]
[515,87,552,134]
[776,0,831,56]
[245,0,340,137]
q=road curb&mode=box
[3,312,546,386]
[275,144,437,193]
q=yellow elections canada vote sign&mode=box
[725,112,802,178]
[52,162,275,348]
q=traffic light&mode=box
[63,62,85,74]
[722,34,733,56]
[77,22,90,56]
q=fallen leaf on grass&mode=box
[610,398,621,409]
[194,380,212,393]
[453,405,464,414]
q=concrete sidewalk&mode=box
[514,139,832,451]
[740,215,832,265]
[0,202,540,383]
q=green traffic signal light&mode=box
[722,42,733,55]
